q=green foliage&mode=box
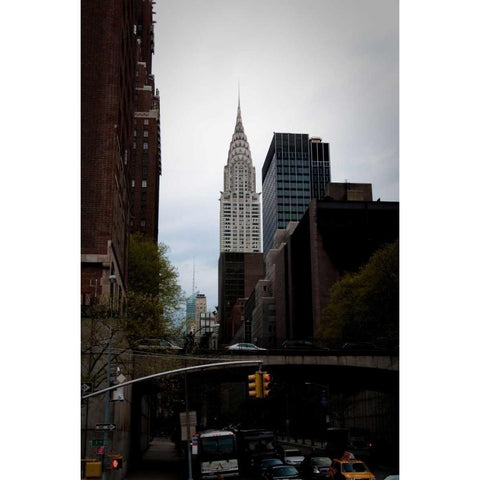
[81,234,185,388]
[318,240,399,348]
[126,233,184,345]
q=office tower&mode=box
[186,291,199,331]
[219,98,261,253]
[309,137,331,200]
[261,133,331,255]
[194,294,207,331]
[218,252,264,345]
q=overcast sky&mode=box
[154,0,399,312]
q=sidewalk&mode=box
[125,437,184,480]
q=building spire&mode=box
[235,83,244,133]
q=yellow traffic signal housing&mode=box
[262,372,271,397]
[84,460,102,478]
[248,372,262,398]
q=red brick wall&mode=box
[82,0,139,296]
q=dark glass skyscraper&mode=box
[309,137,331,200]
[261,133,330,255]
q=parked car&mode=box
[327,459,375,479]
[226,342,267,351]
[281,340,328,351]
[383,476,399,480]
[264,465,302,480]
[277,446,305,467]
[252,457,284,479]
[301,455,332,479]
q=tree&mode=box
[125,233,185,345]
[317,240,399,348]
[81,234,185,388]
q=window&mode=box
[143,130,148,137]
[131,180,135,187]
[143,142,148,150]
[143,119,149,125]
[142,180,147,188]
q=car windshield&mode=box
[311,458,331,467]
[200,436,235,455]
[342,462,368,473]
[273,466,298,476]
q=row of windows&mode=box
[131,180,148,188]
[130,219,147,227]
[133,130,149,137]
[133,118,150,125]
[223,209,260,213]
[130,154,150,164]
[277,152,308,160]
[278,208,307,215]
[277,200,310,206]
[277,180,310,187]
[132,142,149,150]
[278,189,310,194]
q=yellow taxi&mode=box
[327,458,375,479]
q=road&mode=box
[125,437,398,480]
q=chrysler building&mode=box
[219,97,261,253]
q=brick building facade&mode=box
[81,0,159,307]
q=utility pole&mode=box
[185,372,194,480]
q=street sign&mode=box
[180,411,197,426]
[90,439,104,446]
[81,382,93,394]
[180,411,197,441]
[95,423,116,431]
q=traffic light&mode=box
[261,372,271,398]
[110,456,123,469]
[248,371,262,398]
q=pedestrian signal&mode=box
[111,456,123,469]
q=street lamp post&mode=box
[185,372,194,480]
[102,274,116,480]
